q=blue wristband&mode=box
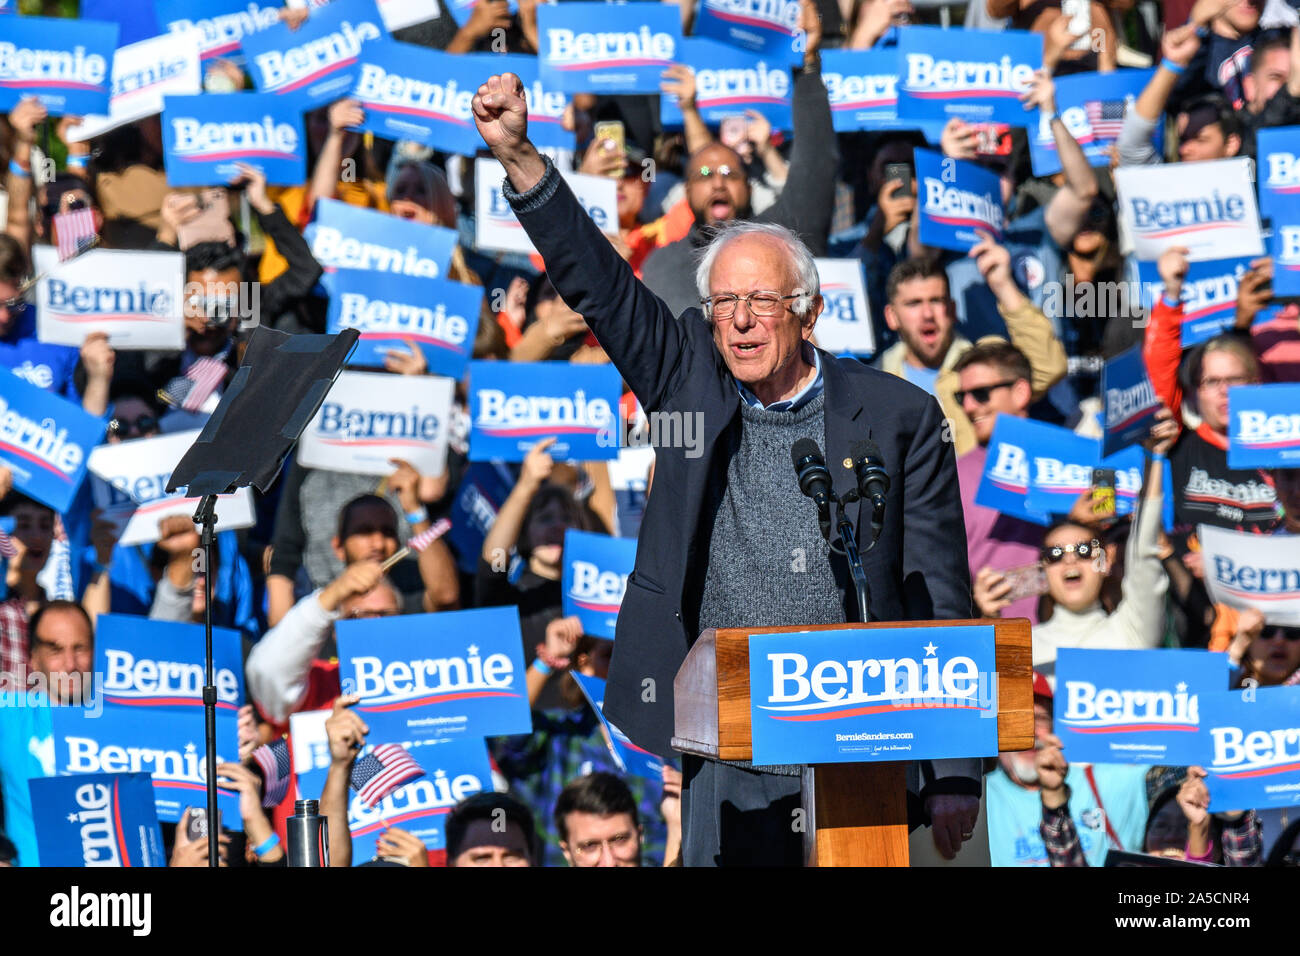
[1160,58,1186,76]
[405,509,426,525]
[65,154,88,168]
[7,159,30,178]
[253,833,280,856]
[1161,294,1182,309]
[532,659,553,677]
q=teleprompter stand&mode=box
[167,327,359,866]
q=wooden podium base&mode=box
[802,762,909,867]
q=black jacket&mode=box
[507,160,975,775]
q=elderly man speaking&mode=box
[473,72,978,867]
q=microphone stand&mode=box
[829,489,883,625]
[194,493,220,868]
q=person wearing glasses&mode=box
[1028,410,1179,687]
[639,0,838,317]
[473,61,979,866]
[554,772,645,868]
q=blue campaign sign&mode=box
[306,198,457,297]
[51,704,242,827]
[1103,445,1146,518]
[660,38,792,132]
[896,25,1041,127]
[241,0,387,107]
[94,614,244,715]
[446,461,515,573]
[337,606,533,744]
[327,269,482,379]
[30,772,165,867]
[350,41,481,156]
[83,0,160,48]
[1270,214,1300,297]
[820,48,945,140]
[154,0,283,63]
[914,148,1004,252]
[1028,70,1155,177]
[0,368,104,513]
[0,16,118,115]
[348,738,492,859]
[1135,257,1251,347]
[570,672,665,781]
[1101,344,1162,456]
[1025,424,1102,516]
[537,2,681,95]
[749,625,999,766]
[1054,648,1228,765]
[1228,384,1300,468]
[464,53,573,151]
[468,360,622,462]
[692,0,802,65]
[1201,685,1300,812]
[161,92,306,187]
[1257,125,1300,221]
[562,529,636,640]
[975,416,1053,526]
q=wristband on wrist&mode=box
[91,560,111,576]
[65,154,89,169]
[253,833,280,857]
[8,159,30,178]
[1160,58,1186,76]
[532,658,553,676]
[1161,294,1182,309]
[405,509,426,525]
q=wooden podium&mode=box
[671,619,1033,867]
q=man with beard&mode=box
[984,673,1148,866]
[638,0,838,316]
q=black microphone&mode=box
[850,439,890,506]
[791,438,833,539]
[850,439,889,545]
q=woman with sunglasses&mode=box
[1027,409,1180,687]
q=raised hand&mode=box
[472,72,530,156]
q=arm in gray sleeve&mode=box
[148,576,193,622]
[244,590,339,724]
[1116,109,1162,167]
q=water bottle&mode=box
[286,799,329,867]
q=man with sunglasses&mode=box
[639,0,838,317]
[474,56,981,866]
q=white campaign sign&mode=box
[1115,158,1263,262]
[287,0,441,32]
[87,430,256,547]
[1200,524,1300,625]
[35,246,185,350]
[68,30,203,142]
[474,157,617,255]
[298,370,454,477]
[812,258,875,356]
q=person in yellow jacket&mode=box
[875,238,1068,457]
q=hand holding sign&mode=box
[941,117,979,160]
[1157,245,1190,300]
[1143,406,1179,457]
[325,694,370,763]
[377,826,430,867]
[1019,69,1056,115]
[659,63,697,111]
[1235,257,1272,329]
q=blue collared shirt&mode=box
[736,343,824,412]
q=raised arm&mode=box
[472,73,691,412]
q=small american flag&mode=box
[252,738,292,808]
[407,517,452,553]
[1085,98,1128,140]
[350,744,425,808]
[0,527,16,560]
[54,208,97,262]
[159,356,228,412]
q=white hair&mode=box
[693,220,820,316]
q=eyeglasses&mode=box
[702,291,802,321]
[107,414,158,438]
[954,380,1019,406]
[1264,626,1300,642]
[343,608,400,620]
[689,164,745,183]
[1198,376,1252,392]
[570,831,638,861]
[1041,540,1101,564]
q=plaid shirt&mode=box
[0,597,29,689]
[1041,801,1264,866]
[492,707,667,867]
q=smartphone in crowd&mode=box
[884,162,912,200]
[973,123,1013,157]
[1002,563,1049,603]
[718,115,749,152]
[1090,467,1117,521]
[593,120,625,177]
[177,189,235,249]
